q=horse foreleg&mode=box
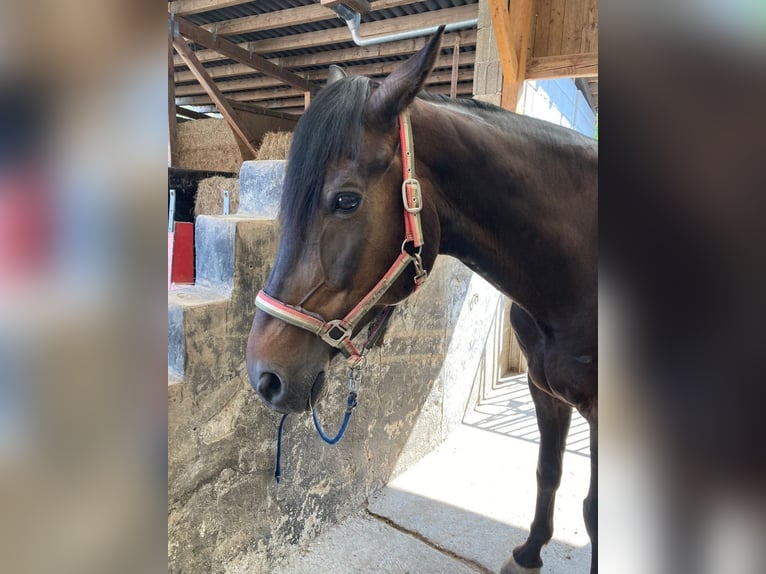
[502,380,572,574]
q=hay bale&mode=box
[178,118,243,173]
[255,131,292,160]
[194,176,240,217]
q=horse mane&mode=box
[417,91,502,114]
[280,75,372,246]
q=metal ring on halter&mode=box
[401,240,423,255]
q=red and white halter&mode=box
[255,110,427,366]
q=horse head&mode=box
[246,29,445,413]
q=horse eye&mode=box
[333,193,361,213]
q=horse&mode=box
[246,28,597,574]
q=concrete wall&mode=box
[168,161,504,573]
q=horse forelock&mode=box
[278,76,372,258]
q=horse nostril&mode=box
[257,372,283,403]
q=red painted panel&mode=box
[171,222,194,284]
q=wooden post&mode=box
[500,0,533,111]
[172,28,258,159]
[304,91,311,110]
[168,21,179,167]
[450,36,461,99]
[487,0,533,112]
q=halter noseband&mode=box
[255,110,427,365]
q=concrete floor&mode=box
[275,374,592,574]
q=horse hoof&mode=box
[500,555,541,574]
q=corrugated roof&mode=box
[171,0,596,114]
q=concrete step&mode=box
[238,160,285,217]
[168,285,230,378]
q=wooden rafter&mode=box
[175,52,476,97]
[176,105,211,120]
[172,27,258,159]
[174,16,316,93]
[194,0,417,37]
[173,5,479,66]
[168,0,256,17]
[230,100,300,121]
[173,29,477,84]
[177,73,475,107]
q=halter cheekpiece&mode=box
[255,111,427,482]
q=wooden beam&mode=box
[178,89,303,107]
[450,36,461,99]
[320,0,371,14]
[168,0,255,17]
[197,0,416,37]
[174,16,316,93]
[168,30,179,167]
[525,52,598,79]
[254,4,477,55]
[178,75,475,107]
[174,29,477,84]
[174,5,478,66]
[230,100,300,121]
[500,0,534,111]
[172,31,257,159]
[176,105,210,120]
[175,52,476,97]
[487,0,519,85]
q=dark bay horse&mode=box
[246,29,597,574]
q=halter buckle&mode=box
[401,178,422,213]
[319,319,352,347]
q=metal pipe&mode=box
[334,9,477,47]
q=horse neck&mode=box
[410,99,596,323]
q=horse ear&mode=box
[365,26,445,129]
[327,65,347,85]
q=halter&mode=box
[255,110,427,366]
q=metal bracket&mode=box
[168,189,176,232]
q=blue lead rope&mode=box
[274,391,357,483]
[313,391,358,445]
[275,413,288,483]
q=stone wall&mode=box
[168,161,504,573]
